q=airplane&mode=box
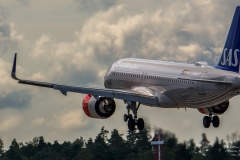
[11,6,240,130]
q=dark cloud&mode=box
[0,7,20,57]
[0,6,10,37]
[0,90,31,109]
[0,23,10,37]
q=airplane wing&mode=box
[11,53,159,105]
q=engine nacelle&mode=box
[197,101,229,115]
[82,94,116,119]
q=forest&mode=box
[0,122,239,160]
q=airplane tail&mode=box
[216,6,240,73]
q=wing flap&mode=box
[53,84,158,105]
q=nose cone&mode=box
[104,65,113,88]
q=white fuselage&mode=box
[104,58,240,108]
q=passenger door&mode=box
[197,72,207,95]
[140,72,147,85]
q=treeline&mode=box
[0,123,239,160]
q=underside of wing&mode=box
[53,85,159,105]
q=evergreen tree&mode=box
[163,130,178,160]
[30,136,40,146]
[136,150,154,160]
[164,131,178,150]
[175,142,192,160]
[71,137,84,159]
[125,152,137,160]
[187,139,202,160]
[6,139,22,160]
[191,152,205,160]
[74,148,94,160]
[0,139,4,156]
[163,147,176,160]
[20,142,34,158]
[126,129,137,149]
[126,128,137,158]
[37,136,46,151]
[51,140,61,153]
[61,141,72,159]
[91,126,112,160]
[1,125,237,160]
[199,133,210,155]
[85,138,94,149]
[187,139,196,154]
[95,126,109,144]
[207,137,229,160]
[135,123,152,152]
[108,129,128,160]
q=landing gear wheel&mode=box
[212,116,220,128]
[123,114,128,122]
[128,114,133,120]
[137,118,144,130]
[125,102,141,131]
[128,119,135,130]
[203,116,210,128]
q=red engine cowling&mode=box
[82,94,116,119]
[197,101,229,115]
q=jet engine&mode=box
[82,94,116,119]
[197,100,229,115]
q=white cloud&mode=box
[0,115,22,132]
[178,43,202,58]
[32,117,45,125]
[53,109,88,130]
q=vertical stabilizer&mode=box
[217,6,240,73]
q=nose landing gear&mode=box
[123,101,144,131]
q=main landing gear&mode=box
[203,112,220,128]
[123,101,144,131]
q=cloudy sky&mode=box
[0,0,239,148]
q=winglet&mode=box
[11,53,19,80]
